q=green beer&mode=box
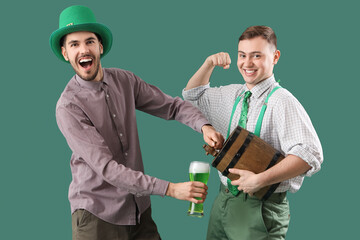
[187,161,210,217]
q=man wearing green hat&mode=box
[50,5,224,240]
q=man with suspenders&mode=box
[183,26,323,239]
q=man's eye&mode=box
[239,54,246,58]
[254,55,261,58]
[70,43,78,47]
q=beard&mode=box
[70,54,101,82]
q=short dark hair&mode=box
[239,26,277,49]
[60,32,103,47]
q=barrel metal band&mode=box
[261,182,281,201]
[261,152,282,201]
[212,127,242,168]
[222,132,254,176]
[265,151,282,170]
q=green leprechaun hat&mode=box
[50,5,113,62]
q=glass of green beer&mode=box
[187,161,210,217]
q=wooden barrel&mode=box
[203,126,284,201]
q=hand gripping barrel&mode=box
[203,126,285,201]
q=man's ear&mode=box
[273,50,281,65]
[100,42,104,55]
[61,46,69,62]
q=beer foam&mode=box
[189,161,210,173]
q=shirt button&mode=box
[125,152,128,156]
[106,94,109,98]
[120,133,123,137]
[113,114,116,118]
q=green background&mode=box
[1,0,358,239]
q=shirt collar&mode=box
[244,75,277,99]
[74,68,108,91]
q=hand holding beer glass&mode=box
[188,161,210,217]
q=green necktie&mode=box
[227,91,252,196]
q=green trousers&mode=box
[207,184,290,240]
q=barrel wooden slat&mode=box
[209,126,284,200]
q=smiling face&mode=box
[61,31,104,82]
[237,36,280,89]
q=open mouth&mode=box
[79,58,93,70]
[243,69,257,76]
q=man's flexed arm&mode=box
[185,52,231,90]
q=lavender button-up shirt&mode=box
[56,68,209,225]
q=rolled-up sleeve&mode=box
[182,83,222,125]
[182,83,210,102]
[274,95,323,177]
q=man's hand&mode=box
[228,168,264,196]
[205,52,231,69]
[185,52,231,90]
[229,155,311,196]
[201,125,224,149]
[166,182,208,203]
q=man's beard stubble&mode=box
[71,55,101,82]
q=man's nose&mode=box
[79,43,90,54]
[244,57,253,67]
